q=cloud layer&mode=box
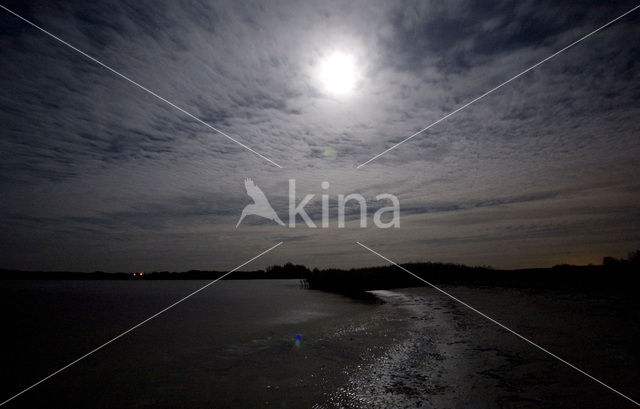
[1,0,639,271]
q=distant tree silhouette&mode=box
[265,262,311,279]
[602,250,640,270]
[305,252,640,297]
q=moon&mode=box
[319,52,357,95]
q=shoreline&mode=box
[320,285,639,408]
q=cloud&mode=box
[1,0,639,271]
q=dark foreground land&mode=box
[1,279,637,408]
[1,252,638,408]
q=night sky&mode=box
[1,0,639,272]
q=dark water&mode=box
[0,280,385,408]
[1,280,638,408]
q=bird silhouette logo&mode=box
[236,178,285,228]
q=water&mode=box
[0,280,384,408]
[1,281,638,408]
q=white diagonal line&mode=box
[0,4,282,168]
[355,241,640,406]
[357,4,640,168]
[0,241,283,407]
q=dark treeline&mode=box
[1,252,637,296]
[306,251,640,296]
[0,262,312,280]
